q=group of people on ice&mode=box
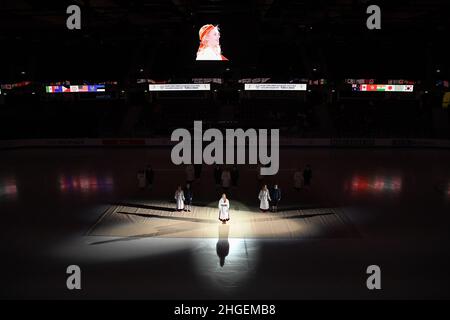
[172,183,283,225]
[174,186,230,224]
[139,163,312,224]
[258,184,282,212]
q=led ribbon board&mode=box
[148,84,211,91]
[46,85,106,93]
[352,84,414,92]
[245,84,307,91]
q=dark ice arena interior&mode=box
[0,0,449,300]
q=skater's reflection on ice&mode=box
[216,224,230,267]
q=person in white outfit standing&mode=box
[174,186,185,212]
[218,193,230,224]
[258,184,271,212]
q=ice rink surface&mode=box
[1,147,450,299]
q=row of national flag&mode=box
[352,84,414,92]
[46,85,106,93]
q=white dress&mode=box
[175,190,185,210]
[221,170,231,188]
[258,189,271,210]
[218,198,230,221]
[196,47,222,61]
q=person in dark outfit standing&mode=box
[184,184,193,212]
[145,165,154,190]
[303,165,312,189]
[270,184,281,212]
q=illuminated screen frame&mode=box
[352,84,414,92]
[148,84,211,91]
[244,84,307,91]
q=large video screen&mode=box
[195,24,228,61]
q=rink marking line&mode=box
[117,211,218,224]
[116,208,337,225]
[85,202,361,239]
[85,205,116,236]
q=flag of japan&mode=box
[386,85,395,92]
